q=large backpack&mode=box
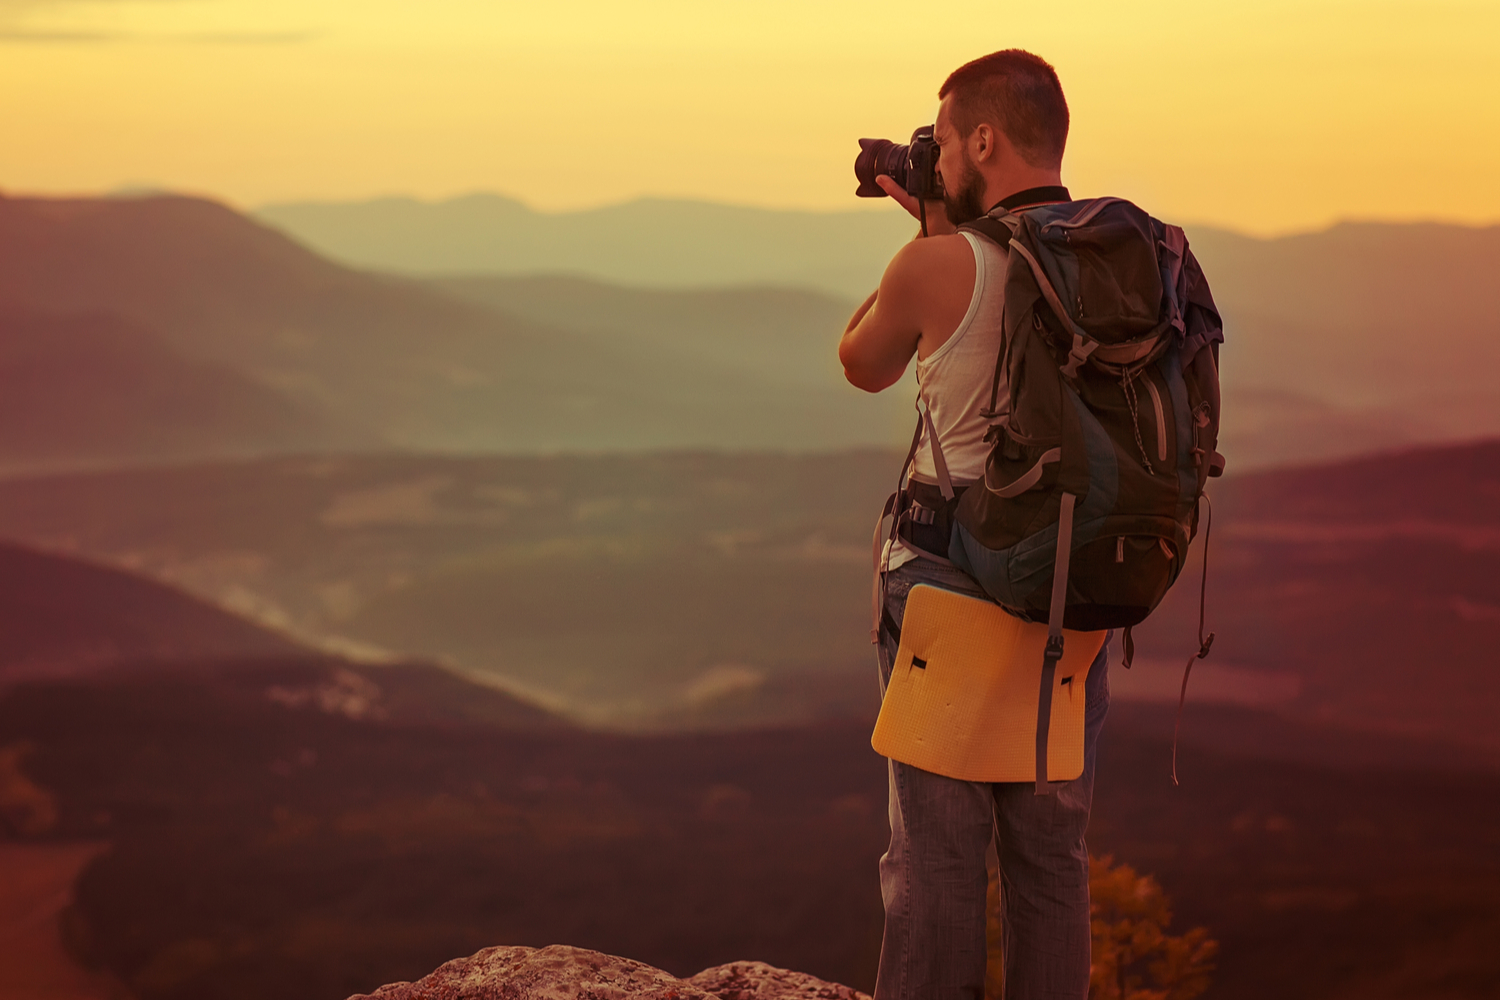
[899,197,1225,792]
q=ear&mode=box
[970,123,996,164]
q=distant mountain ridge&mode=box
[3,190,1496,470]
[257,193,915,300]
[0,538,567,730]
[0,540,302,685]
[0,306,363,470]
[430,274,854,390]
[259,193,1500,465]
[0,192,908,463]
[1186,221,1500,413]
[1133,437,1500,752]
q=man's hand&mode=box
[876,175,955,237]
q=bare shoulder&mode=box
[881,234,976,350]
[881,234,975,303]
[886,233,974,286]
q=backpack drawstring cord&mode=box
[1171,494,1215,786]
[1119,369,1156,475]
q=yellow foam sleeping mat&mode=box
[872,584,1107,783]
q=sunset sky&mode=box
[2,0,1496,235]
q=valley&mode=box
[1,441,1497,749]
[3,621,1498,1000]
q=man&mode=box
[838,50,1111,999]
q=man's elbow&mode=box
[842,366,876,392]
[838,342,872,391]
[839,332,905,393]
[841,358,899,393]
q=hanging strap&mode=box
[870,387,970,642]
[870,408,929,643]
[918,392,956,502]
[1171,495,1216,785]
[1035,491,1077,796]
[870,491,899,644]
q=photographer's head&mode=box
[934,50,1070,224]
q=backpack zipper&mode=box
[1144,377,1168,464]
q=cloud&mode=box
[681,665,766,707]
[0,28,318,43]
[0,0,197,6]
[0,27,121,40]
[0,0,318,44]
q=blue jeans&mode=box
[874,557,1111,1000]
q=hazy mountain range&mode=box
[0,193,907,465]
[260,194,1500,452]
[0,306,363,471]
[257,194,916,300]
[0,191,1494,471]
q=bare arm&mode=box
[838,181,974,392]
[845,290,878,336]
[838,242,934,391]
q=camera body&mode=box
[854,125,942,201]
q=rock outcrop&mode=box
[347,944,872,1000]
[687,960,871,999]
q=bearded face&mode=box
[941,144,987,226]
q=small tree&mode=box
[1088,854,1217,1000]
[985,852,1215,1000]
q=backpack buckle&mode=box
[1044,634,1065,663]
[1059,332,1099,379]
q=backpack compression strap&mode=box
[1035,490,1077,796]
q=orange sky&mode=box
[2,0,1497,234]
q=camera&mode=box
[854,125,942,200]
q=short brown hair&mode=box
[939,50,1069,168]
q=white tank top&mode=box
[910,231,1008,484]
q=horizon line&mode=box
[4,184,1499,241]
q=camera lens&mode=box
[854,138,911,198]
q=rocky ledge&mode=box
[348,944,872,1000]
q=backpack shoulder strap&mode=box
[955,213,1019,424]
[957,212,1016,249]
